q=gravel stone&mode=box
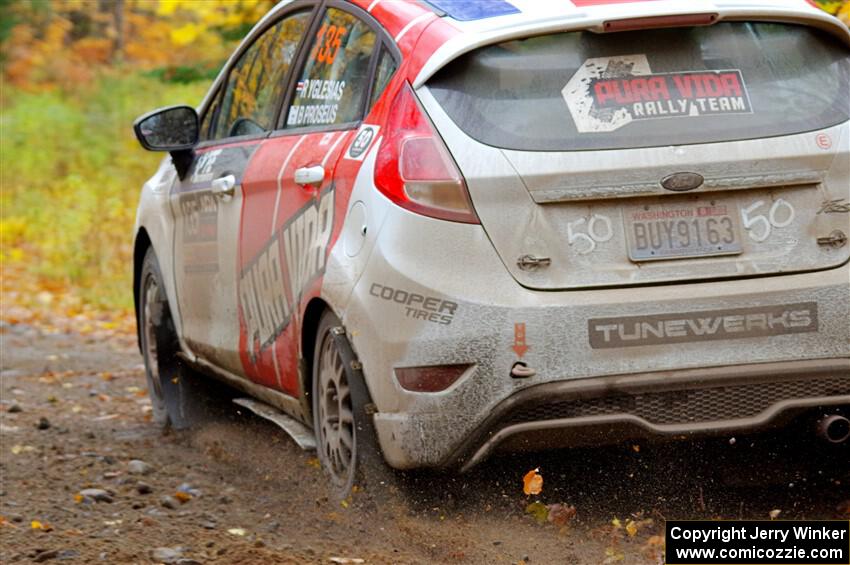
[79,488,113,503]
[127,459,153,476]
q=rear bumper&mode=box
[372,358,850,470]
[446,358,850,471]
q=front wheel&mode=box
[138,248,224,429]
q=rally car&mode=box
[133,0,850,497]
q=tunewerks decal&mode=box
[588,302,817,349]
[563,55,753,133]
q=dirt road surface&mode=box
[2,315,848,564]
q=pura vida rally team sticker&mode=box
[563,54,753,133]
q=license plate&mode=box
[625,200,743,261]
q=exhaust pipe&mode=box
[816,415,850,444]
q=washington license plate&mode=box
[625,200,743,261]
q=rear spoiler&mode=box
[412,1,850,88]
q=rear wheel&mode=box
[312,310,391,500]
[139,248,222,429]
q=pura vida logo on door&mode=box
[239,188,334,359]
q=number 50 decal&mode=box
[567,214,613,255]
[741,199,795,242]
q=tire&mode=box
[138,248,223,430]
[312,310,391,500]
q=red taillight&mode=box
[394,364,471,393]
[374,83,479,224]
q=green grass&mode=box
[1,71,208,309]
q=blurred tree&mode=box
[817,0,850,23]
[0,0,277,90]
[1,0,847,91]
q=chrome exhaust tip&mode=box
[816,414,850,444]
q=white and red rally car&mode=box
[133,0,850,497]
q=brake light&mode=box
[603,13,718,32]
[374,83,479,224]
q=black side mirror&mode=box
[133,105,199,179]
[133,105,199,151]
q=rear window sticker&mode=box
[345,124,380,161]
[562,55,753,133]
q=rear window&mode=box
[428,23,850,151]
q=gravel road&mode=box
[1,319,847,564]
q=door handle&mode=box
[294,165,325,188]
[211,174,236,199]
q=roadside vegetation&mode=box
[1,0,848,316]
[1,0,274,313]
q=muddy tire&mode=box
[312,310,393,500]
[139,248,223,430]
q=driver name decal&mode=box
[563,55,752,133]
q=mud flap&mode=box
[329,326,393,488]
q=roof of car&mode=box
[263,0,849,88]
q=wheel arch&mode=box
[133,227,153,352]
[300,297,332,422]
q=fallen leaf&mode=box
[769,509,781,520]
[547,503,577,527]
[329,558,365,564]
[631,444,640,453]
[525,501,549,524]
[227,528,246,536]
[611,517,622,529]
[307,457,321,469]
[31,520,52,531]
[625,520,638,537]
[11,444,36,455]
[646,535,665,547]
[523,468,543,496]
[173,491,192,503]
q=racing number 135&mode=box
[312,24,347,65]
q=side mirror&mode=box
[133,105,199,152]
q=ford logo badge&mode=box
[661,172,704,192]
